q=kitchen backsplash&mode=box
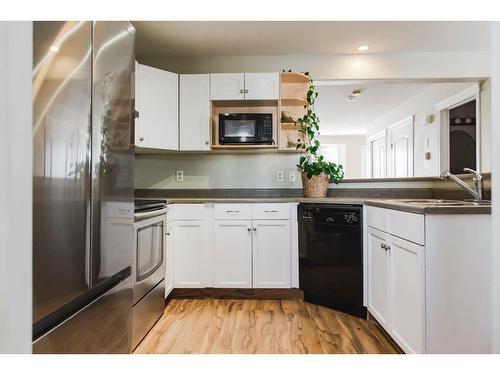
[135,153,302,189]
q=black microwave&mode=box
[219,113,273,145]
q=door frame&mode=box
[434,83,481,173]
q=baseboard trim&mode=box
[367,311,405,354]
[170,288,304,300]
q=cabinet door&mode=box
[135,63,178,150]
[389,235,424,354]
[179,74,211,150]
[213,220,253,288]
[210,73,245,100]
[165,222,174,297]
[172,220,206,288]
[252,220,291,288]
[244,73,279,100]
[367,227,390,330]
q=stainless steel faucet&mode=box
[440,168,483,202]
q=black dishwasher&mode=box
[298,204,366,317]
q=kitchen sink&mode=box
[386,199,491,206]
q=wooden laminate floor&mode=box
[134,299,399,354]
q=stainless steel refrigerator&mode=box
[32,21,135,353]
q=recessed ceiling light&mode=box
[50,45,60,52]
[357,45,369,52]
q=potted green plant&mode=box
[295,75,344,197]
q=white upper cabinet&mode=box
[179,74,211,150]
[210,73,279,100]
[244,73,280,100]
[210,73,245,100]
[135,62,178,150]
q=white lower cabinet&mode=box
[389,235,424,354]
[367,228,390,329]
[367,206,425,354]
[172,220,206,288]
[165,221,174,297]
[252,220,291,288]
[213,220,253,288]
[169,203,296,290]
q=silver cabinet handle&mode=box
[226,210,240,213]
[139,136,144,142]
[240,89,244,94]
[386,245,391,251]
[264,210,278,213]
[205,140,209,145]
[245,89,249,93]
[165,232,171,236]
[380,243,385,249]
[253,227,257,231]
[247,227,251,232]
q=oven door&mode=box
[219,114,260,144]
[133,213,166,304]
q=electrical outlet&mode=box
[175,170,184,182]
[288,171,296,182]
[276,171,284,183]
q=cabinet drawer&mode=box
[387,210,424,246]
[367,205,424,245]
[252,203,290,220]
[367,206,388,232]
[214,203,252,220]
[168,204,205,221]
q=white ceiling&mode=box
[314,82,434,135]
[132,21,490,57]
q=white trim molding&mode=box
[434,84,480,111]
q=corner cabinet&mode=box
[135,62,178,150]
[210,73,279,100]
[179,74,211,150]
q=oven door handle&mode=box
[134,207,168,221]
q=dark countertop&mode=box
[364,199,491,215]
[135,197,491,214]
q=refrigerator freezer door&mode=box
[32,21,93,323]
[91,22,135,287]
[33,274,133,353]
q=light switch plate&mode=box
[276,171,284,183]
[288,171,296,182]
[175,170,184,182]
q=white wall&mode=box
[0,21,32,353]
[139,51,490,80]
[491,21,500,354]
[320,135,367,179]
[136,153,302,189]
[365,82,491,177]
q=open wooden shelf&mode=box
[210,144,279,150]
[280,98,307,107]
[280,122,299,130]
[280,72,310,84]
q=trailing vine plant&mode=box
[294,73,344,183]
